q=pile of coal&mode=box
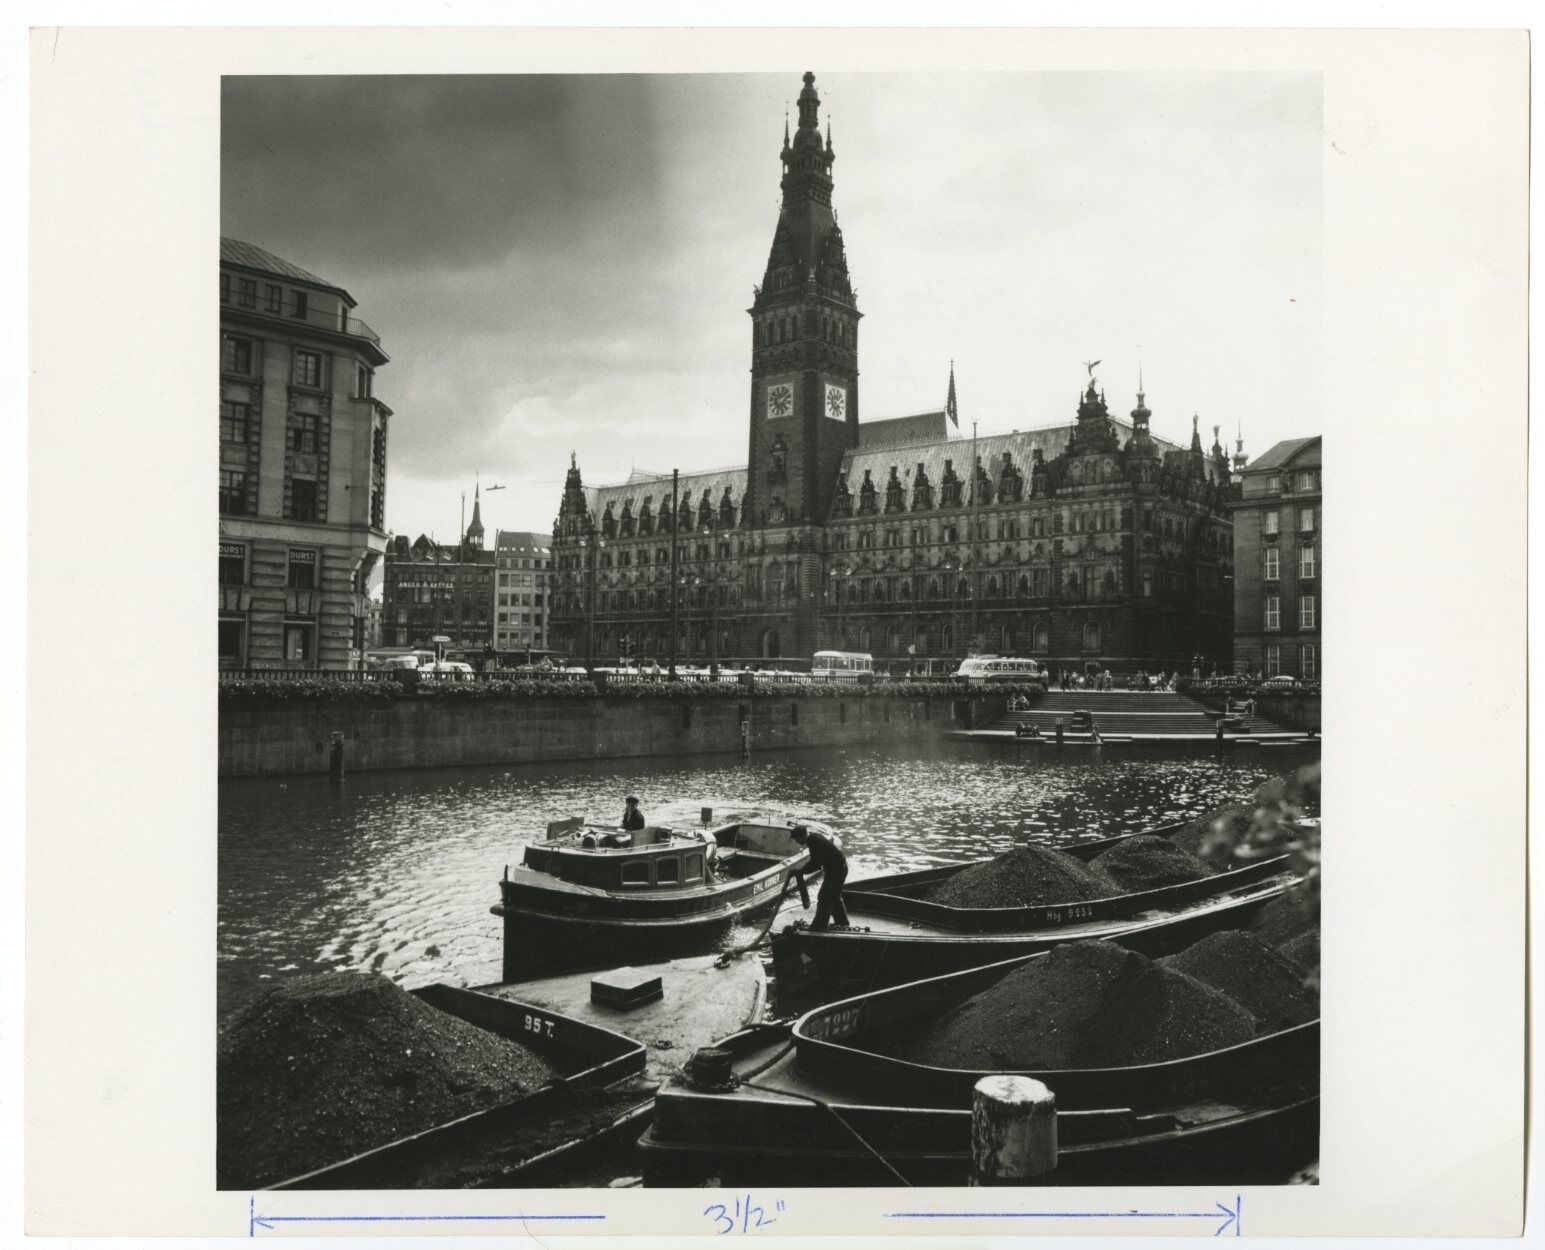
[217,973,557,1190]
[891,939,1256,1071]
[1092,834,1215,892]
[1158,929,1319,1033]
[1166,805,1253,871]
[927,843,1120,909]
[1249,886,1320,948]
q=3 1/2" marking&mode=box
[703,1194,787,1234]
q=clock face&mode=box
[767,383,794,418]
[825,384,847,419]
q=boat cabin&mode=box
[521,820,809,892]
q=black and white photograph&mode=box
[20,19,1527,1244]
[213,67,1324,1193]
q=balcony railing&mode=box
[223,297,382,347]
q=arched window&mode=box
[927,577,941,599]
[986,576,1000,599]
[914,625,929,655]
[859,625,871,651]
[1001,624,1014,652]
[1033,621,1049,652]
[1083,621,1101,652]
[886,625,900,653]
[1018,574,1030,598]
[942,624,954,654]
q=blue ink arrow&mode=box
[888,1193,1241,1236]
[249,1196,605,1236]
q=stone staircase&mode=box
[981,690,1295,739]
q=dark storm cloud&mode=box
[222,75,669,274]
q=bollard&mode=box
[970,1075,1057,1186]
[740,720,750,760]
[328,732,345,781]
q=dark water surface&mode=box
[218,741,1318,1017]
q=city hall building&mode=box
[218,239,391,670]
[551,73,1236,674]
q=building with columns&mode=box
[218,239,391,670]
[550,72,1236,675]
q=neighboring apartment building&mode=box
[493,530,553,655]
[1231,436,1321,680]
[381,502,496,654]
[218,238,391,670]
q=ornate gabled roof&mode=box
[587,464,750,528]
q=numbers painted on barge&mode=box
[521,1012,557,1037]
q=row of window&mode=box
[1262,507,1317,536]
[219,543,321,589]
[221,273,313,319]
[219,469,322,521]
[221,334,375,399]
[1263,546,1318,580]
[498,592,545,607]
[220,401,327,455]
[1262,643,1317,678]
[1264,471,1319,495]
[1262,595,1317,630]
[497,611,544,626]
[498,571,548,586]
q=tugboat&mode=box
[494,813,836,978]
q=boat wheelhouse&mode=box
[494,815,836,978]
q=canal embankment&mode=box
[219,688,999,778]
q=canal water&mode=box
[218,741,1319,1018]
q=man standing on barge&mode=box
[621,795,646,831]
[791,824,849,930]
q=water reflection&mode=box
[218,741,1319,1017]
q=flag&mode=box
[946,360,958,428]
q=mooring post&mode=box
[328,731,345,781]
[969,1074,1056,1186]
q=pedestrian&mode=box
[790,824,849,931]
[621,795,646,832]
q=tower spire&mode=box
[946,359,959,428]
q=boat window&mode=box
[620,860,652,887]
[683,853,704,882]
[656,858,680,884]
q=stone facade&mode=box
[550,72,1236,675]
[1231,437,1321,679]
[218,239,391,670]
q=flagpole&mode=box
[970,416,979,654]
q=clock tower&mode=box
[746,71,861,529]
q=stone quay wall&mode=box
[219,693,996,778]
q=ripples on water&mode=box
[217,742,1319,1017]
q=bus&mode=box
[954,655,1046,686]
[811,651,875,681]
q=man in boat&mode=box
[791,824,849,930]
[621,795,646,832]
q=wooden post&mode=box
[328,732,345,781]
[970,1075,1056,1185]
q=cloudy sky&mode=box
[222,71,1321,542]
